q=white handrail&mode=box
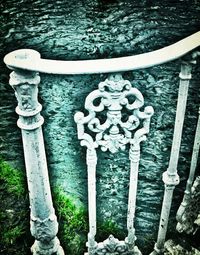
[4,31,200,75]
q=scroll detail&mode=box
[74,74,154,153]
[74,73,154,255]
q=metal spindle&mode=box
[8,50,64,255]
[150,61,193,254]
[176,106,200,232]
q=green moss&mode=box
[2,225,25,245]
[52,187,125,255]
[0,157,30,254]
[0,158,125,254]
[97,219,125,241]
[52,188,88,254]
[0,157,26,196]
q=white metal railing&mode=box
[176,106,200,233]
[74,73,154,255]
[4,32,200,74]
[3,31,200,255]
[150,61,193,255]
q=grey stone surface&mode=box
[0,0,200,253]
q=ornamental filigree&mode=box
[75,74,153,255]
[30,214,58,243]
[10,71,40,112]
[95,235,128,255]
[74,74,154,153]
[9,71,44,130]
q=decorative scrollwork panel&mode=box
[74,73,154,255]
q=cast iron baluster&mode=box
[176,106,200,232]
[150,61,194,255]
[8,50,64,255]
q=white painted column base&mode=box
[31,237,65,255]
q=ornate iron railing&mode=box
[74,73,154,255]
[4,32,200,74]
[176,106,200,233]
[3,31,200,255]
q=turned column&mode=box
[125,106,153,255]
[86,148,98,255]
[176,106,200,232]
[6,50,64,255]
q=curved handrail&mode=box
[4,31,200,75]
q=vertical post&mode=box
[150,61,192,255]
[125,106,153,255]
[176,106,200,232]
[86,148,97,255]
[125,145,141,255]
[8,50,64,255]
